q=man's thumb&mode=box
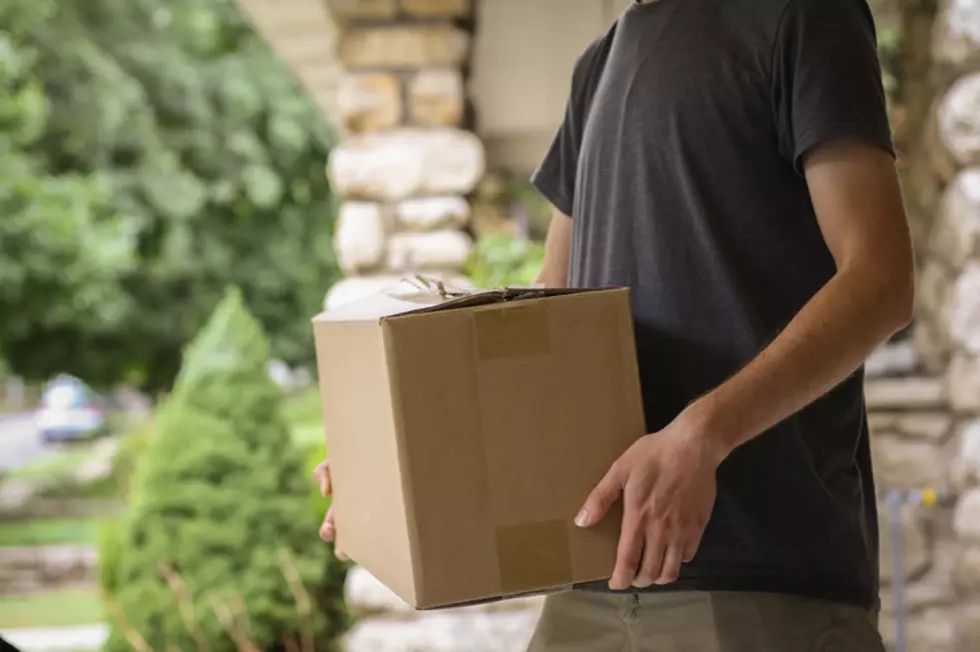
[575,461,625,528]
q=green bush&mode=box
[466,234,546,289]
[103,289,348,652]
[97,516,126,600]
[110,419,157,499]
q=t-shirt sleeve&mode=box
[531,80,584,217]
[772,0,894,175]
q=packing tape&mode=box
[494,519,574,594]
[475,300,570,593]
[474,302,552,360]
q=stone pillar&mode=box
[323,0,485,310]
[913,1,980,649]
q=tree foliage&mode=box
[103,289,347,652]
[0,0,340,390]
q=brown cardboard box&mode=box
[312,282,645,609]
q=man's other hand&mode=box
[313,460,348,561]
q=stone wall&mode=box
[864,340,965,651]
[323,0,485,309]
[906,0,980,649]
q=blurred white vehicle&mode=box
[34,375,110,444]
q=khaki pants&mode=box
[527,590,885,652]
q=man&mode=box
[318,0,915,648]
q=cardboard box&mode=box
[312,282,645,609]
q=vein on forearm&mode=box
[701,262,910,455]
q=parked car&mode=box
[34,375,110,444]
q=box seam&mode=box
[381,320,425,606]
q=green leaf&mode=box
[240,163,283,209]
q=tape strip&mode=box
[494,519,573,594]
[474,302,551,360]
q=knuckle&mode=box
[609,459,631,484]
[594,485,615,505]
[637,501,658,521]
[625,491,647,512]
[619,541,642,563]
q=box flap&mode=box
[312,276,600,324]
[395,286,592,318]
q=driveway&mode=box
[0,412,44,473]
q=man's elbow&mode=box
[884,264,916,332]
[845,256,915,334]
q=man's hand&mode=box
[577,407,722,590]
[313,460,348,560]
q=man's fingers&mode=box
[577,461,626,528]
[682,537,701,564]
[319,506,336,542]
[655,543,684,585]
[632,530,665,588]
[314,464,346,560]
[313,460,332,497]
[609,507,644,590]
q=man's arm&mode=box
[692,139,914,460]
[578,138,915,590]
[535,211,573,289]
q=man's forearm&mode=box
[535,212,572,288]
[688,264,913,462]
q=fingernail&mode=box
[336,550,349,561]
[574,509,589,527]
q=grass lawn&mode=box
[0,517,103,547]
[0,587,103,628]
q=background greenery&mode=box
[465,234,546,288]
[0,0,340,393]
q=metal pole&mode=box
[886,489,907,652]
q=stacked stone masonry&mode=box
[325,0,483,310]
[907,1,980,650]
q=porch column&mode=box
[914,0,980,647]
[323,0,485,309]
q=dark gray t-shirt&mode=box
[532,0,893,608]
